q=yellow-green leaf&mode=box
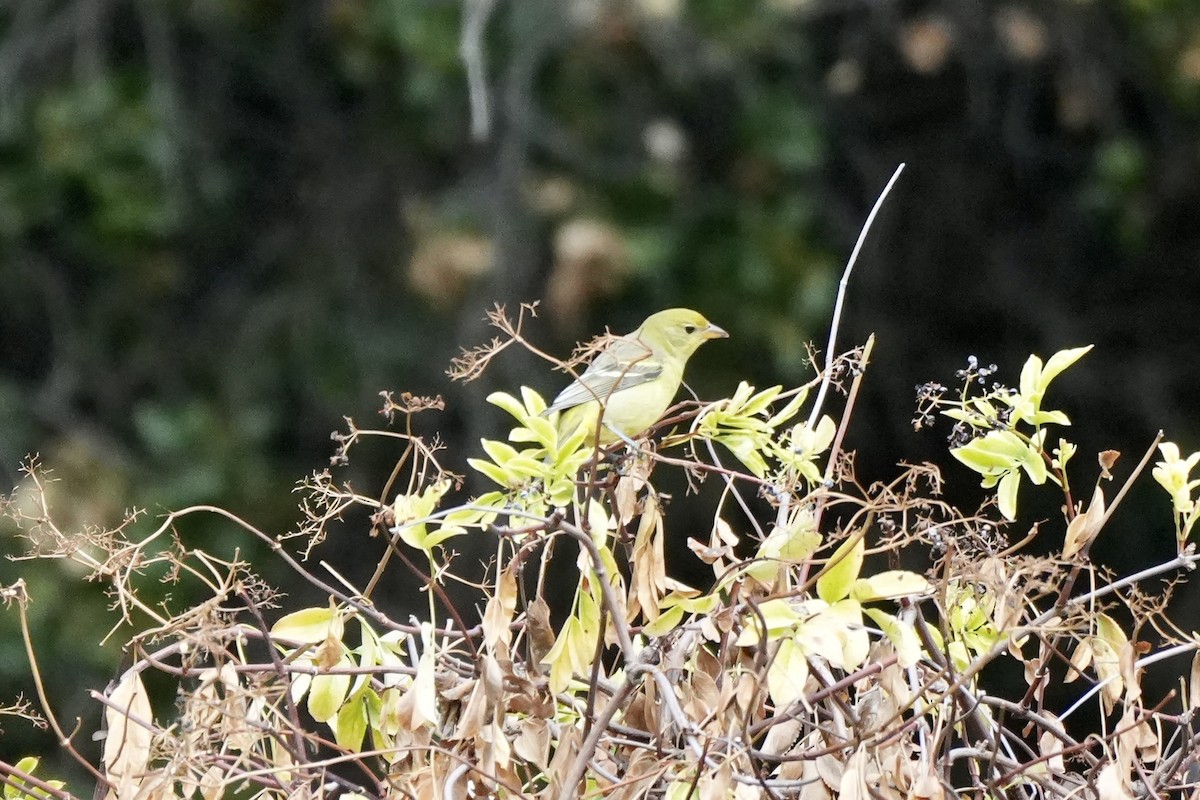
[766,388,809,428]
[850,570,933,602]
[480,438,520,465]
[544,616,581,694]
[998,470,1021,520]
[1038,345,1093,392]
[757,514,821,563]
[486,391,528,421]
[467,457,515,487]
[817,535,865,604]
[864,608,922,667]
[13,757,38,779]
[1096,613,1128,653]
[767,637,808,708]
[716,432,770,478]
[308,664,351,723]
[642,604,686,638]
[952,430,1027,476]
[333,696,368,752]
[735,598,802,646]
[271,606,338,644]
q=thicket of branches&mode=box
[4,283,1200,799]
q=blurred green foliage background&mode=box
[5,0,1200,783]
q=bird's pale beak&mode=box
[703,323,729,340]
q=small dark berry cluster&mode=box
[955,354,999,385]
[912,381,947,430]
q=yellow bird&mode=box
[548,308,728,445]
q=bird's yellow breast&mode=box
[558,360,684,444]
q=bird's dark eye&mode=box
[682,324,697,334]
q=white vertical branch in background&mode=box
[806,163,906,431]
[461,0,500,141]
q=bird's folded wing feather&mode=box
[547,337,661,412]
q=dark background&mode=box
[2,0,1199,784]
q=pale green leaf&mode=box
[766,388,809,428]
[1096,613,1128,653]
[1031,409,1071,427]
[757,515,821,564]
[817,535,865,604]
[519,385,548,415]
[308,666,351,723]
[333,696,368,752]
[795,616,842,666]
[1019,353,1043,399]
[480,438,520,465]
[1038,345,1093,391]
[863,608,922,667]
[1020,445,1048,485]
[716,432,770,478]
[998,470,1021,520]
[421,524,467,550]
[850,570,933,602]
[728,381,755,408]
[948,640,971,672]
[467,457,515,488]
[641,605,685,638]
[486,391,528,421]
[522,414,558,447]
[504,454,549,479]
[952,430,1027,475]
[740,385,783,417]
[411,647,438,726]
[271,606,338,644]
[735,598,802,645]
[543,616,579,694]
[767,637,808,708]
[394,520,428,551]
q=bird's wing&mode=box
[547,336,662,412]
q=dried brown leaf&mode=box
[909,768,945,799]
[684,668,719,721]
[513,716,550,770]
[484,564,518,651]
[547,726,581,797]
[759,716,802,758]
[525,598,556,665]
[699,763,732,800]
[630,498,666,623]
[103,671,153,800]
[1190,651,1200,712]
[1063,486,1105,558]
[1065,638,1092,683]
[1098,449,1120,479]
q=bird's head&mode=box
[637,308,728,359]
